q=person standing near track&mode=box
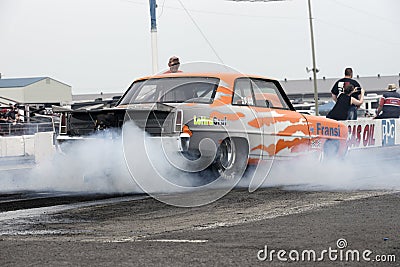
[164,56,182,74]
[374,83,400,119]
[327,84,365,121]
[331,67,363,120]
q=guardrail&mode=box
[0,122,59,136]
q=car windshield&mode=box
[119,77,219,105]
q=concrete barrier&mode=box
[34,132,56,163]
[23,135,35,156]
[0,132,55,162]
[0,136,25,157]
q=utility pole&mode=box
[149,0,159,74]
[307,0,319,115]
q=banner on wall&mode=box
[343,119,383,149]
[381,119,396,146]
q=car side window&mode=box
[251,79,289,109]
[233,78,255,106]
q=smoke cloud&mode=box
[0,123,399,197]
[241,147,400,191]
[0,123,210,194]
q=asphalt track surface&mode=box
[0,148,399,266]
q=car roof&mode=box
[134,72,277,84]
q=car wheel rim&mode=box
[219,139,235,170]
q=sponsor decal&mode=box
[193,116,227,126]
[382,119,395,146]
[347,124,376,148]
[311,139,322,149]
[310,123,340,137]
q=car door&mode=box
[243,78,311,158]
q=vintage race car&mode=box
[57,72,348,179]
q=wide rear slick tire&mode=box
[212,137,249,180]
[320,139,339,162]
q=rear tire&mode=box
[212,138,249,180]
[320,139,339,162]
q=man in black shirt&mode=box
[331,67,363,120]
[327,84,365,121]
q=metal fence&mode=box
[0,122,59,136]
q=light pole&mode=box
[307,0,319,115]
[229,0,319,115]
[149,0,159,74]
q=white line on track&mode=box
[0,195,149,222]
[145,239,208,243]
[92,238,208,243]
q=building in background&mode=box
[281,75,400,116]
[281,75,399,101]
[0,77,72,124]
[0,77,72,106]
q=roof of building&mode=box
[281,75,400,94]
[281,75,400,98]
[0,77,48,88]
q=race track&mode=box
[0,147,399,266]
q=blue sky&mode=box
[1,0,399,94]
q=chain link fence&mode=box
[0,122,59,136]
